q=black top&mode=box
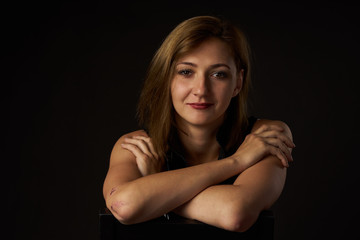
[164,116,258,185]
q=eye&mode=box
[211,71,228,79]
[178,69,193,77]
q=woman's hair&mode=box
[137,15,252,160]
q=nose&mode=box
[192,73,209,97]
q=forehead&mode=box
[176,38,235,67]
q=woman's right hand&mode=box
[121,135,162,177]
[231,122,295,169]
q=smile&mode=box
[187,103,214,110]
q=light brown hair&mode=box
[137,16,252,161]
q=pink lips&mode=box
[187,103,214,109]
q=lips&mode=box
[187,103,214,109]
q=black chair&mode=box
[99,209,274,240]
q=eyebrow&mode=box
[176,62,231,70]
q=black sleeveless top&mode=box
[164,116,258,185]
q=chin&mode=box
[185,117,222,128]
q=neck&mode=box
[176,119,223,166]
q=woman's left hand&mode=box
[121,135,162,176]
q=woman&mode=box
[103,16,294,232]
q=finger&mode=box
[253,124,284,135]
[132,136,159,159]
[259,130,295,148]
[121,142,148,160]
[269,147,289,168]
[132,135,151,143]
[121,143,155,176]
[266,138,293,162]
[124,137,152,156]
[145,140,159,160]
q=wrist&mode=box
[226,154,247,174]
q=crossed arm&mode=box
[173,155,286,231]
[103,120,294,232]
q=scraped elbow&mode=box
[107,199,137,225]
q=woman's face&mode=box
[171,37,242,130]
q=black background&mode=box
[3,1,359,239]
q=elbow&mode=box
[106,194,139,225]
[222,215,252,233]
[220,206,258,232]
[110,201,133,225]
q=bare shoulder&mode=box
[113,130,149,148]
[117,129,149,143]
[252,119,293,140]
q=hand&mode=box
[121,135,162,176]
[232,123,295,169]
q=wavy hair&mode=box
[137,16,252,161]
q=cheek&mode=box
[171,79,190,102]
[216,83,235,100]
[213,84,236,110]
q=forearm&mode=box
[173,184,259,232]
[174,156,287,232]
[108,157,242,224]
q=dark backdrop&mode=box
[3,1,359,240]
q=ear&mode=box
[232,69,244,97]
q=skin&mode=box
[103,38,295,232]
[171,38,242,165]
